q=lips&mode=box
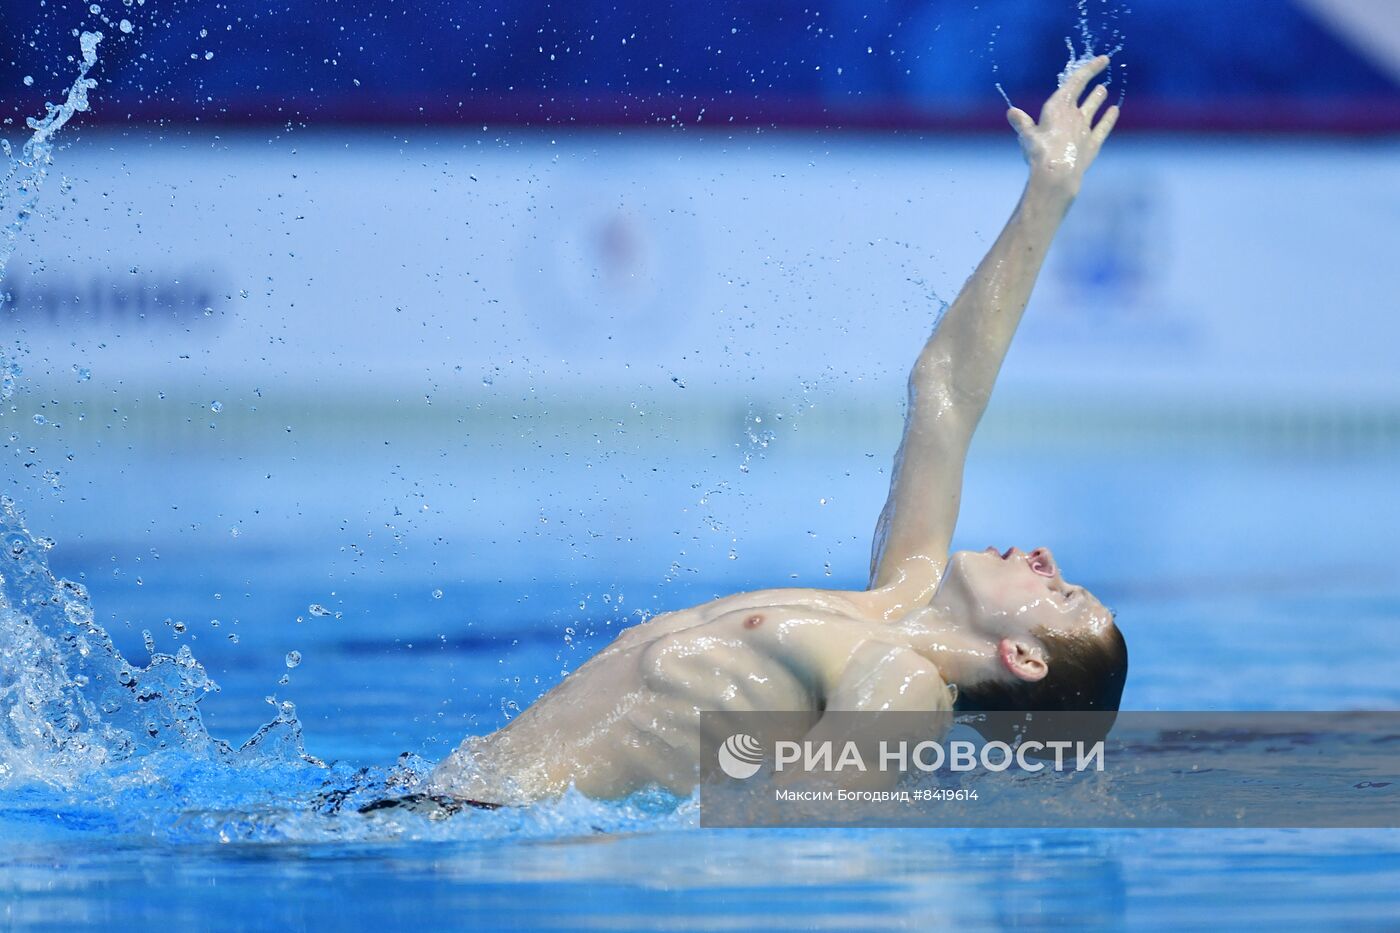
[989,546,1062,583]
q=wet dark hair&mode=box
[954,624,1128,747]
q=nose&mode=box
[1028,547,1058,578]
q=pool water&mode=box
[2,439,1398,929]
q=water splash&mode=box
[2,22,213,763]
[0,496,317,791]
[2,31,105,442]
[0,35,315,794]
[1059,0,1127,97]
[0,482,513,842]
[0,357,18,402]
[989,23,1013,108]
[992,2,1127,114]
[0,31,104,286]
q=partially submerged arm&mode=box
[867,56,1120,599]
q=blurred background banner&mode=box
[8,134,1400,407]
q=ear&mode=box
[997,638,1048,683]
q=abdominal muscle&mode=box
[428,587,884,803]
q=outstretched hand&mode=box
[1007,55,1120,198]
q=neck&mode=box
[890,601,997,689]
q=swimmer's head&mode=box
[933,546,1128,722]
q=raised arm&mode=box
[867,56,1120,597]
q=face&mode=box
[935,546,1113,681]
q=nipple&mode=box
[743,614,764,629]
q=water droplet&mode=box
[119,18,132,33]
[285,650,302,669]
[209,401,223,413]
[227,633,240,644]
[23,75,34,87]
[89,4,101,14]
[431,588,444,599]
[307,603,333,617]
[32,414,46,426]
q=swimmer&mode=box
[427,56,1128,806]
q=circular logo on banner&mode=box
[717,733,764,780]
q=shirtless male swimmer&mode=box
[421,56,1129,809]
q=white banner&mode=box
[9,131,1398,409]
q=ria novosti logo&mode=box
[717,733,765,779]
[716,731,1107,779]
